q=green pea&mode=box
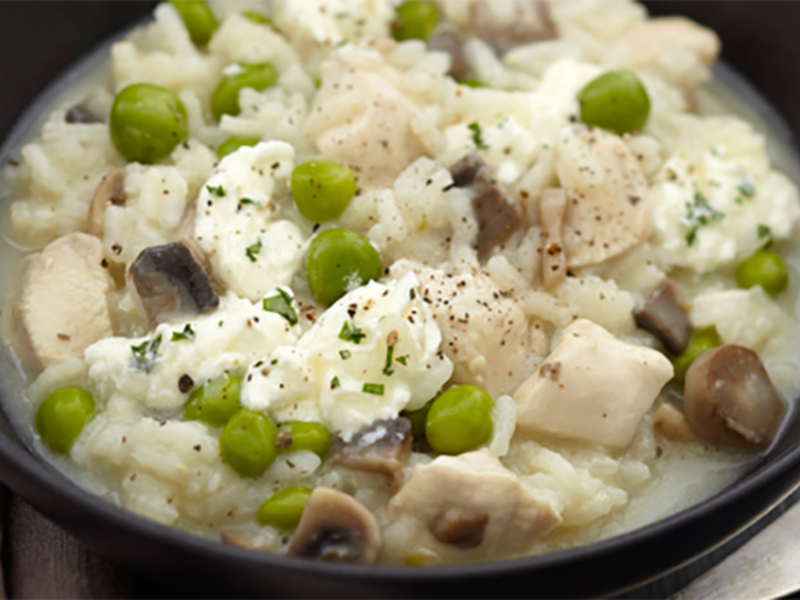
[578,70,650,136]
[257,486,312,530]
[459,78,486,89]
[36,388,96,454]
[242,11,271,26]
[276,422,332,458]
[184,374,241,428]
[211,63,279,121]
[109,83,188,164]
[670,327,721,385]
[216,137,260,159]
[735,250,789,295]
[291,159,357,223]
[425,385,493,455]
[169,0,219,46]
[219,408,277,477]
[392,1,441,42]
[306,229,383,307]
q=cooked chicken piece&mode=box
[88,168,126,238]
[129,242,219,325]
[390,260,548,397]
[608,17,720,72]
[17,233,114,369]
[653,401,697,443]
[332,418,412,488]
[514,319,673,448]
[288,487,382,564]
[427,30,470,81]
[539,188,568,290]
[556,127,652,268]
[448,154,523,260]
[684,345,784,449]
[633,278,692,355]
[305,53,425,189]
[388,450,561,558]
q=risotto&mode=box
[1,0,799,566]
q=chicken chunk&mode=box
[556,127,652,268]
[17,233,114,369]
[390,260,548,397]
[388,450,561,560]
[514,319,673,448]
[305,52,425,189]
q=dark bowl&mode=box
[2,2,800,597]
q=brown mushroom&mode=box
[539,188,567,290]
[129,241,219,325]
[332,418,412,486]
[633,279,692,355]
[88,168,126,238]
[66,105,103,124]
[684,345,785,448]
[287,487,382,564]
[430,508,489,548]
[448,154,522,260]
[471,0,556,56]
[427,31,470,81]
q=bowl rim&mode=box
[1,7,800,593]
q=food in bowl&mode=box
[1,0,799,567]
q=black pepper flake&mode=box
[111,243,123,255]
[178,374,195,393]
[193,444,202,452]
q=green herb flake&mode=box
[219,320,224,327]
[362,383,384,396]
[206,184,225,197]
[383,346,395,377]
[331,376,341,390]
[263,288,298,325]
[758,224,774,248]
[254,360,264,368]
[245,238,263,263]
[339,321,366,344]
[682,192,724,246]
[468,122,489,151]
[238,197,261,210]
[271,358,278,365]
[130,334,163,373]
[738,177,756,199]
[685,227,698,247]
[339,349,352,360]
[334,11,350,19]
[171,323,195,342]
[396,355,407,366]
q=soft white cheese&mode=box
[84,294,299,413]
[272,0,393,46]
[194,141,306,301]
[242,273,453,441]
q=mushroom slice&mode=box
[288,487,382,564]
[448,154,523,260]
[633,279,692,355]
[470,0,556,55]
[427,31,470,81]
[429,508,489,548]
[16,233,114,369]
[332,418,412,485]
[66,105,103,124]
[539,188,567,290]
[684,345,785,449]
[88,168,126,239]
[129,241,219,325]
[556,127,652,268]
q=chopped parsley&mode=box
[245,238,263,262]
[682,192,724,246]
[339,321,366,344]
[238,198,261,210]
[468,122,489,151]
[758,224,774,248]
[130,334,163,373]
[254,360,264,368]
[171,324,195,342]
[396,355,407,366]
[334,11,350,18]
[331,376,341,390]
[339,349,352,360]
[206,184,225,197]
[738,176,756,199]
[271,358,279,365]
[383,346,395,376]
[362,383,384,396]
[263,288,298,325]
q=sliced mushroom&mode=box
[539,188,567,290]
[332,418,412,486]
[88,168,126,238]
[470,0,557,55]
[427,31,470,81]
[448,154,523,260]
[287,487,382,564]
[16,233,114,369]
[684,345,785,449]
[65,105,103,124]
[430,508,489,548]
[633,279,692,355]
[129,241,219,325]
[653,400,697,443]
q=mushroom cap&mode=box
[88,168,126,238]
